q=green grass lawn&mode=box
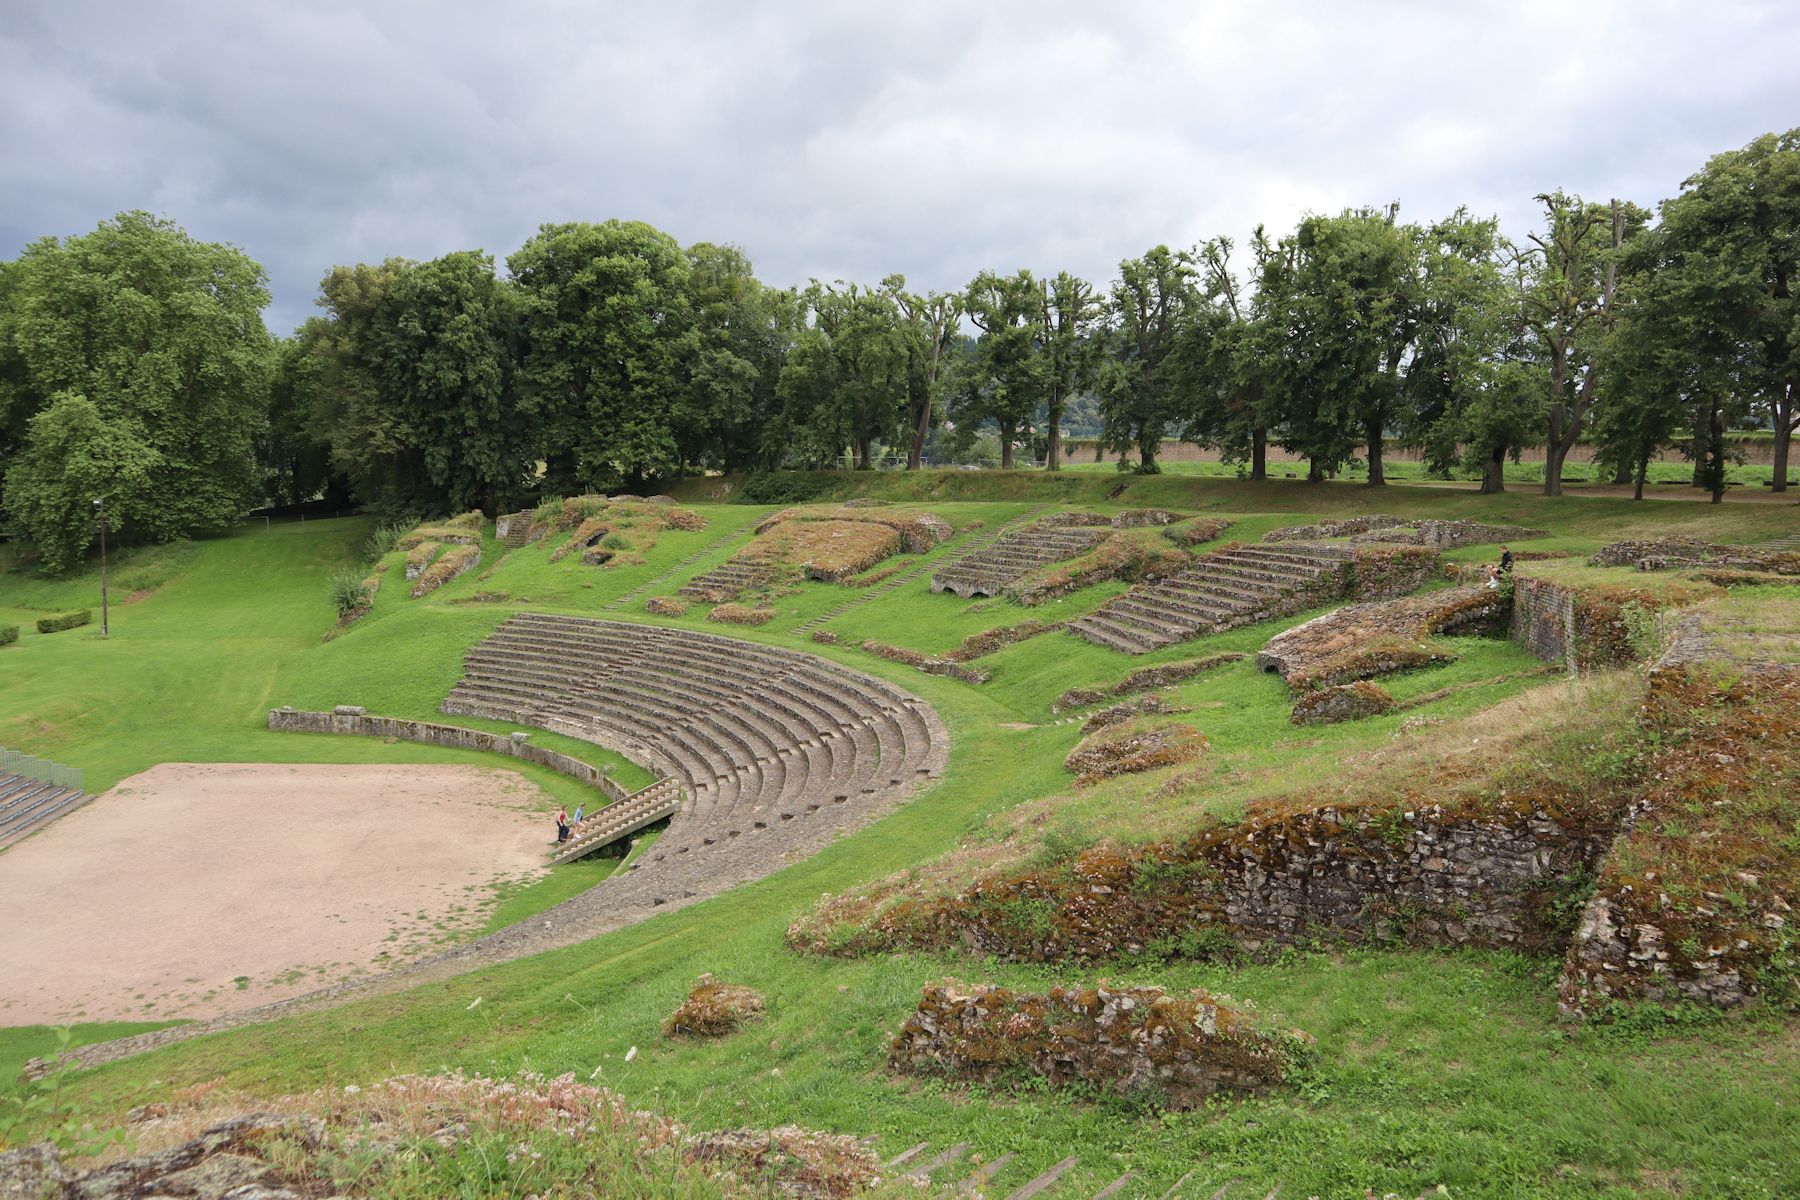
[3,476,1797,1197]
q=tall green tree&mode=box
[371,251,527,513]
[884,276,963,470]
[1099,246,1196,473]
[509,220,695,492]
[1253,226,1360,481]
[1037,272,1103,471]
[685,243,795,473]
[0,211,273,563]
[958,269,1043,469]
[286,261,408,512]
[1648,130,1800,492]
[1398,212,1520,493]
[776,283,909,469]
[3,394,162,573]
[1514,192,1648,496]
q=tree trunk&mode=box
[1543,440,1570,497]
[1250,428,1267,481]
[1633,449,1650,501]
[856,437,872,471]
[1774,385,1794,493]
[1307,457,1324,483]
[1000,429,1015,470]
[1138,428,1159,474]
[1366,418,1385,486]
[1095,439,1105,463]
[1045,400,1062,471]
[1478,444,1506,494]
[1610,458,1632,486]
[1707,405,1726,504]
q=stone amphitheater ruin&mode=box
[63,613,946,1068]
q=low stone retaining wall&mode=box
[888,980,1309,1108]
[267,708,633,802]
[1509,577,1576,669]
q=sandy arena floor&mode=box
[0,762,555,1023]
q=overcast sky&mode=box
[4,0,1797,335]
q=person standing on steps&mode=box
[572,803,585,827]
[1499,546,1514,575]
[554,806,570,844]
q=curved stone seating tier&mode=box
[0,772,87,848]
[1070,542,1355,654]
[930,519,1107,598]
[443,612,947,910]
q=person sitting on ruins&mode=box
[1484,564,1502,590]
[1499,546,1514,574]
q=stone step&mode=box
[1006,1156,1079,1200]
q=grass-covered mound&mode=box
[539,495,707,568]
[738,505,953,583]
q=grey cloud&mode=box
[3,0,1795,334]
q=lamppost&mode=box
[92,497,109,638]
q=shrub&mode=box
[738,471,833,505]
[645,596,688,616]
[0,625,17,647]
[328,571,372,616]
[361,520,411,562]
[35,609,92,634]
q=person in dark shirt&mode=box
[1499,546,1514,574]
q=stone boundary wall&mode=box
[267,708,635,802]
[1508,577,1576,669]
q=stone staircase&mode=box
[547,776,682,865]
[930,516,1107,598]
[496,510,538,548]
[795,504,1052,634]
[1070,542,1354,655]
[0,771,88,849]
[876,1139,1281,1197]
[606,525,758,610]
[442,614,946,914]
[676,560,775,603]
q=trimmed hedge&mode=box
[36,610,91,634]
[0,625,17,647]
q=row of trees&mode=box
[3,130,1795,568]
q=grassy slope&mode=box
[4,477,1798,1197]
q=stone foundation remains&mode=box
[888,980,1309,1108]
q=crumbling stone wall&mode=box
[1509,577,1575,669]
[792,791,1624,962]
[268,708,632,801]
[888,980,1309,1108]
[1557,661,1800,1016]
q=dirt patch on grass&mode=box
[0,763,552,1024]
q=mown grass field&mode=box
[2,471,1796,1198]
